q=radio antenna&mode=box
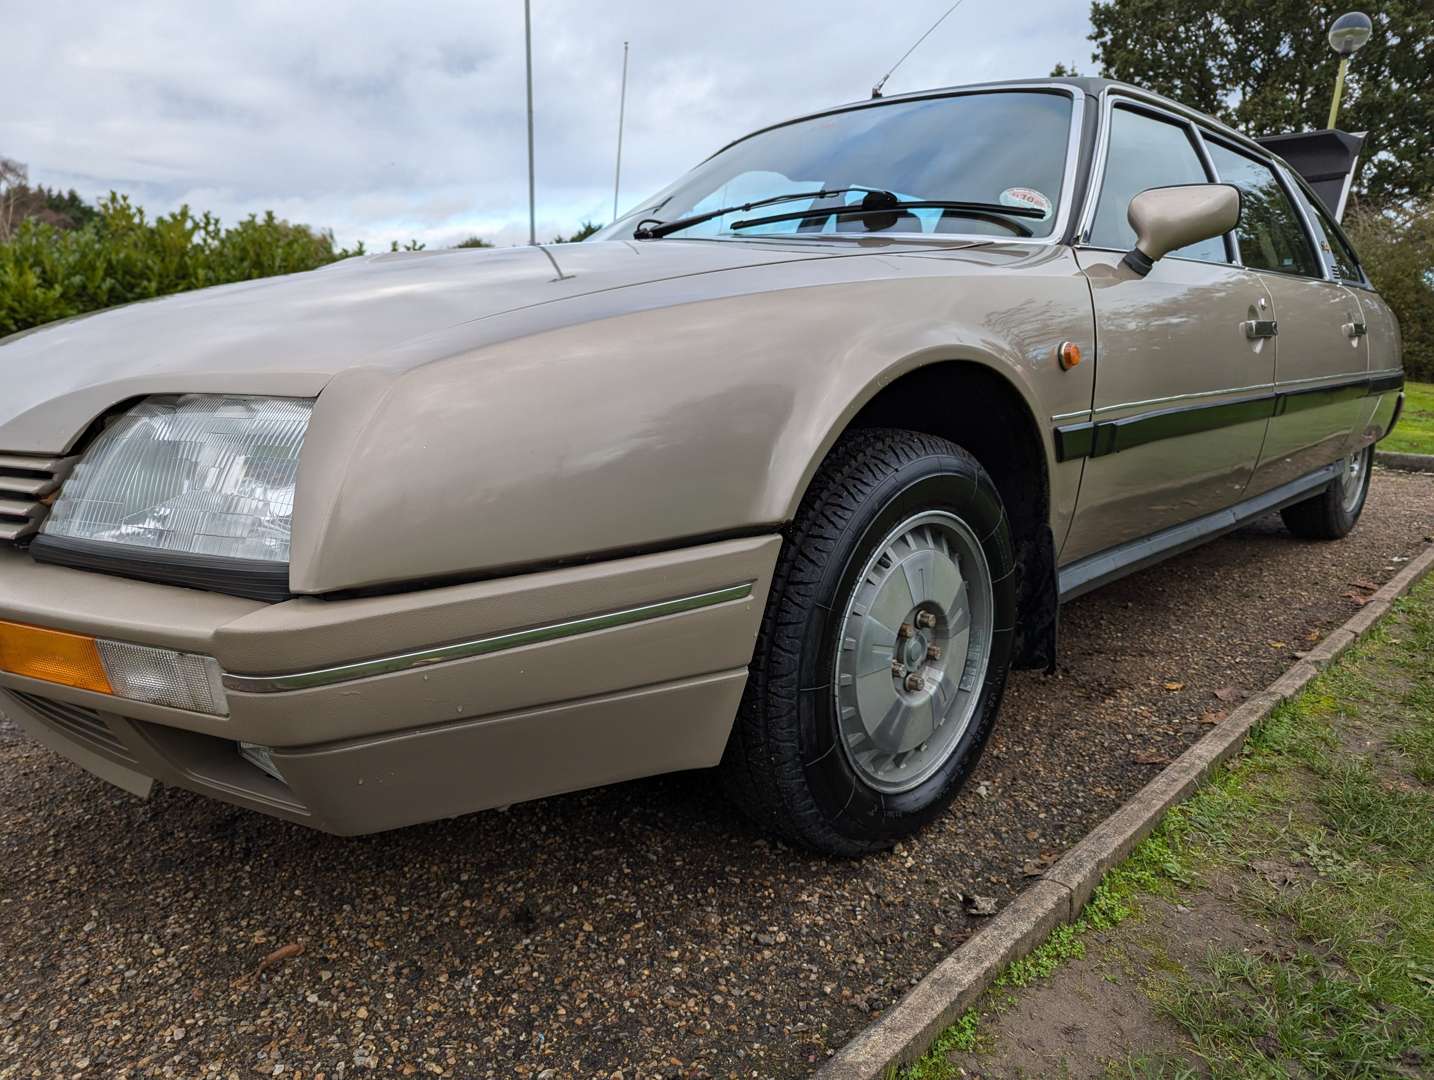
[871,0,970,99]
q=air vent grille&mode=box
[0,453,78,544]
[4,689,139,766]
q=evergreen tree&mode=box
[1083,0,1433,203]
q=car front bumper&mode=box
[0,535,779,834]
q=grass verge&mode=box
[1381,380,1434,456]
[899,574,1434,1079]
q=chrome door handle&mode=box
[1344,321,1368,338]
[1243,319,1278,340]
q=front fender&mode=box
[290,247,1093,594]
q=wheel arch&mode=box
[798,357,1060,670]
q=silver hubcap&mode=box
[832,511,994,794]
[1339,447,1369,514]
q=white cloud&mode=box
[1,0,1092,250]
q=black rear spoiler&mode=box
[1255,129,1366,222]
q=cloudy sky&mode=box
[3,0,1093,250]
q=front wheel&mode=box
[1280,444,1374,540]
[721,428,1016,855]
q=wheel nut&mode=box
[926,644,943,661]
[915,611,937,629]
[898,623,914,639]
[891,660,907,676]
[904,673,925,692]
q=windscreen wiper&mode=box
[632,188,875,240]
[728,189,1044,237]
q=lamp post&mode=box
[1326,11,1372,130]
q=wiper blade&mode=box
[728,190,1043,238]
[633,188,873,240]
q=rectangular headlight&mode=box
[41,394,312,565]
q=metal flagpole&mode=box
[524,0,536,245]
[613,41,629,223]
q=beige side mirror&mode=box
[1121,183,1241,277]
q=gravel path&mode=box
[3,469,1431,1080]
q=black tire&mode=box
[1280,445,1374,541]
[721,428,1017,856]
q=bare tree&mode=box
[0,158,29,242]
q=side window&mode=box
[1204,142,1323,277]
[1289,177,1365,283]
[1088,106,1228,264]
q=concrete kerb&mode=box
[816,541,1434,1080]
[1375,451,1434,474]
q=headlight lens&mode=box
[42,394,313,564]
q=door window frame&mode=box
[1076,94,1239,266]
[1282,167,1373,289]
[1195,133,1332,284]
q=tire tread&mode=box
[722,428,1008,855]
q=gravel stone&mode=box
[1,469,1430,1078]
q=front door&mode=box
[1061,102,1274,563]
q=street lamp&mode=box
[1326,11,1372,129]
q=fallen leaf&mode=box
[253,943,304,981]
[964,896,999,916]
[1348,578,1379,592]
[1341,591,1373,606]
[1268,641,1287,649]
[1305,629,1322,642]
[1163,681,1185,692]
[1199,709,1228,726]
[1213,687,1244,703]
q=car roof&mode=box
[712,77,1277,167]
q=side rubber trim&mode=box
[221,582,755,693]
[1054,370,1404,462]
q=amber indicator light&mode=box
[0,619,113,694]
[1058,341,1082,370]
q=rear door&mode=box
[1201,139,1370,495]
[1062,100,1275,563]
[1287,174,1404,444]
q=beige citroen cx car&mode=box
[0,78,1403,854]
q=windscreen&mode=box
[598,90,1074,240]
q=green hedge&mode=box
[0,194,358,337]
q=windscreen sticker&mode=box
[999,187,1053,220]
